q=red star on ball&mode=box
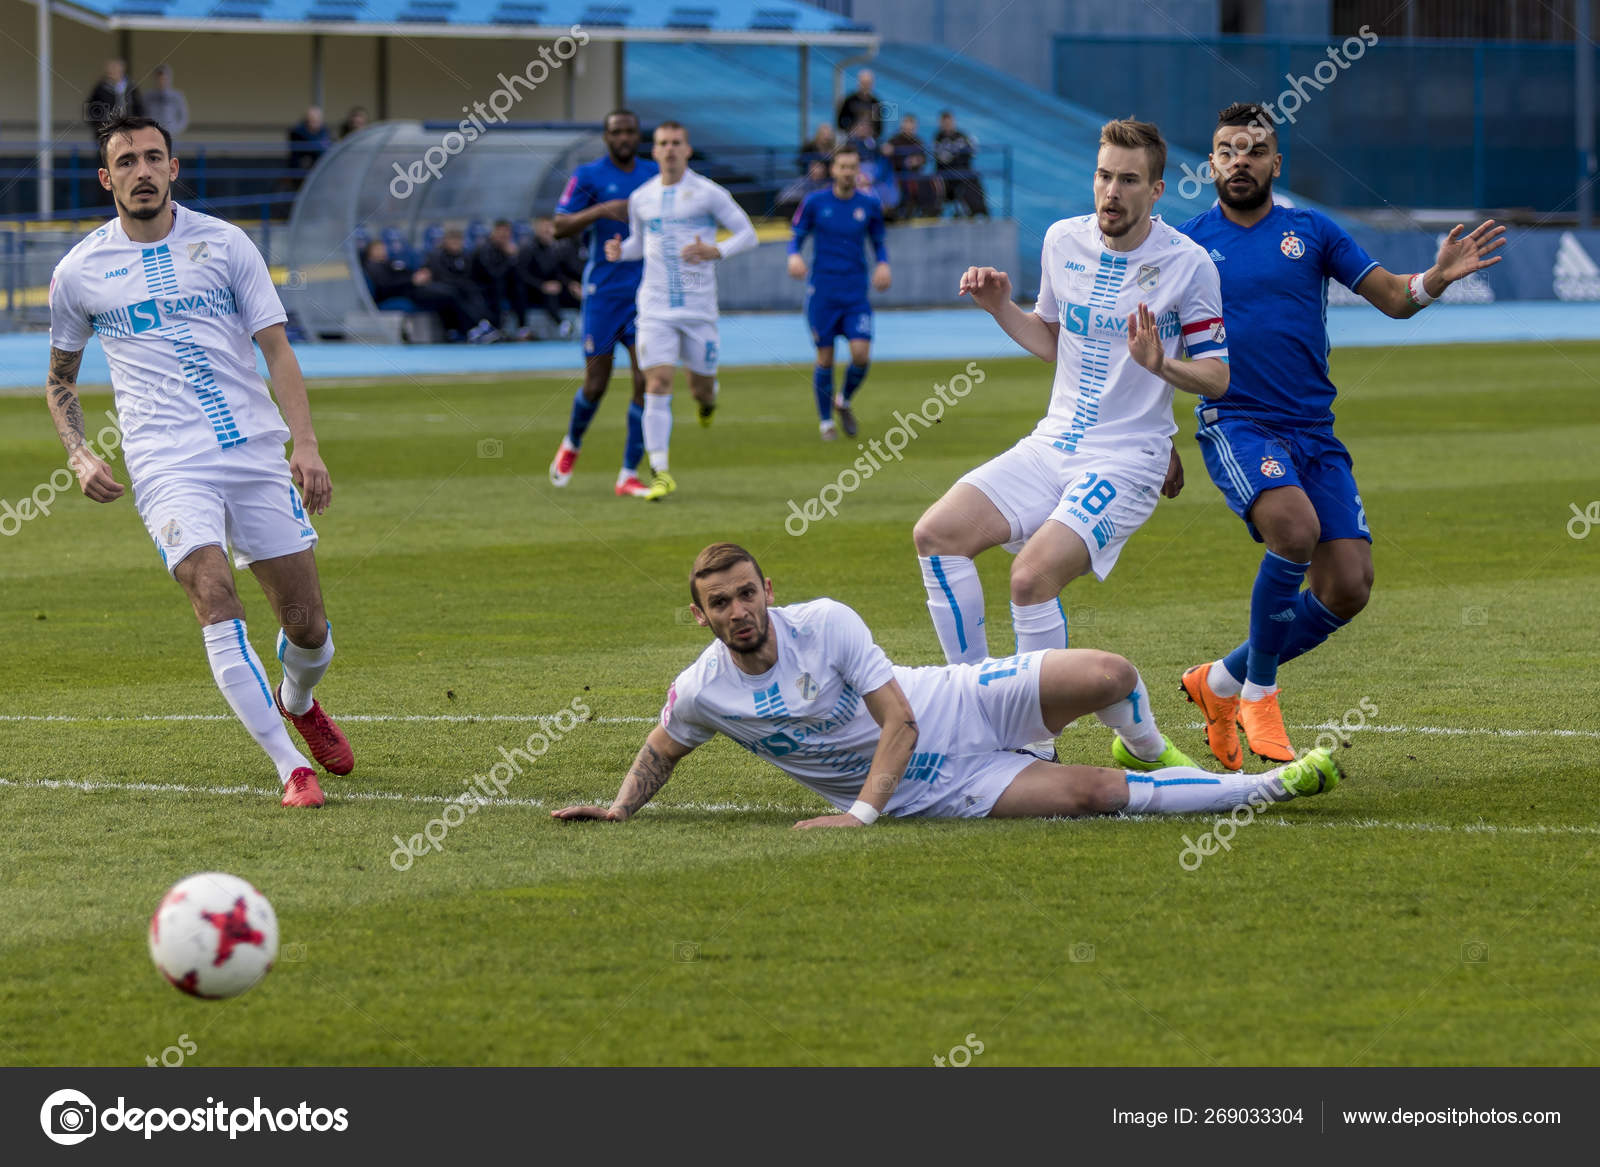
[203,897,266,966]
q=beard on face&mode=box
[119,182,168,221]
[723,610,771,657]
[1216,172,1272,212]
[1098,204,1137,238]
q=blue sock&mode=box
[623,401,645,474]
[843,362,870,401]
[1277,589,1349,666]
[1245,550,1311,688]
[566,389,601,447]
[812,366,834,421]
[1221,639,1249,685]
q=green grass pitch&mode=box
[1,339,1596,1066]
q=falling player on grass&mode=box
[786,144,891,441]
[603,120,758,501]
[911,118,1226,761]
[1175,102,1505,767]
[45,117,351,808]
[552,542,1341,829]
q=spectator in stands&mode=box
[519,216,584,337]
[845,116,899,216]
[472,219,528,337]
[84,59,142,138]
[836,68,884,139]
[799,123,837,173]
[362,239,497,343]
[885,114,938,220]
[288,106,331,173]
[424,227,494,331]
[934,110,987,218]
[142,65,188,136]
[339,106,370,139]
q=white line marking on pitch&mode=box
[5,777,1600,838]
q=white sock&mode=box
[644,394,672,473]
[1122,765,1290,814]
[202,620,309,784]
[919,554,988,664]
[1208,659,1243,698]
[277,625,333,717]
[1011,598,1067,652]
[1241,680,1278,702]
[1095,670,1166,761]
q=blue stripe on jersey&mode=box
[131,246,246,451]
[169,323,246,448]
[1123,772,1222,787]
[902,752,948,784]
[753,681,788,718]
[1195,421,1253,500]
[1055,252,1127,453]
[142,244,179,295]
[661,186,684,310]
[928,555,968,654]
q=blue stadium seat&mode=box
[580,3,632,28]
[749,6,797,31]
[491,1,546,23]
[397,0,456,21]
[207,0,268,16]
[305,0,362,17]
[667,5,716,30]
[466,220,489,249]
[512,220,533,247]
[422,223,445,252]
[380,226,418,269]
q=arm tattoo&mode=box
[46,348,86,453]
[617,741,675,815]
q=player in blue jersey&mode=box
[1176,102,1505,768]
[549,110,660,498]
[786,145,891,440]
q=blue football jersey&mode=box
[556,154,660,298]
[1178,204,1378,426]
[789,189,888,301]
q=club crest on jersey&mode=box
[1136,264,1160,291]
[160,519,183,547]
[796,672,820,701]
[187,242,210,263]
[1280,233,1305,259]
[1210,321,1226,344]
[1260,458,1286,478]
[853,207,865,221]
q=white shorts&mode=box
[132,443,317,576]
[958,434,1167,580]
[636,316,719,376]
[882,651,1055,819]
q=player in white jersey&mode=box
[912,119,1229,759]
[553,543,1342,828]
[45,117,351,809]
[603,120,757,501]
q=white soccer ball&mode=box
[148,872,278,999]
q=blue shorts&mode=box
[582,293,638,359]
[1194,414,1372,544]
[806,293,873,348]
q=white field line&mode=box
[0,714,1595,740]
[4,776,1600,838]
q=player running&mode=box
[911,118,1227,760]
[549,109,660,498]
[45,117,352,809]
[1176,103,1505,767]
[786,144,891,441]
[603,120,758,501]
[552,542,1342,828]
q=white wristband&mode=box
[1407,272,1437,308]
[847,799,879,825]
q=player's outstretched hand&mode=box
[604,237,623,262]
[290,446,332,515]
[68,448,124,503]
[1161,442,1184,499]
[793,813,865,830]
[958,266,1011,313]
[551,804,628,822]
[1435,219,1506,283]
[786,253,807,280]
[1126,302,1165,375]
[872,261,892,292]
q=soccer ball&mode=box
[148,872,278,999]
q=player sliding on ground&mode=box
[603,120,758,501]
[786,144,891,441]
[45,116,352,809]
[1176,102,1506,767]
[912,118,1227,761]
[552,543,1341,829]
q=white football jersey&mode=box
[49,203,290,481]
[1031,214,1228,453]
[617,169,758,322]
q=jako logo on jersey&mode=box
[1063,260,1087,272]
[1260,458,1286,478]
[103,267,129,279]
[1280,233,1305,259]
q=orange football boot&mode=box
[1236,690,1297,763]
[1180,662,1244,771]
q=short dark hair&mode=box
[655,120,688,138]
[1216,101,1278,147]
[97,116,172,170]
[831,144,861,161]
[1098,117,1166,183]
[604,108,639,129]
[690,542,764,606]
[493,218,511,230]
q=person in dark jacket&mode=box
[424,228,493,326]
[934,110,987,218]
[472,219,528,335]
[85,59,143,138]
[519,216,583,333]
[835,69,884,139]
[885,114,939,219]
[288,106,331,172]
[362,239,496,342]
